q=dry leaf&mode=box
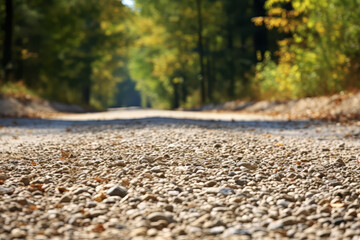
[29,205,37,210]
[0,179,5,185]
[55,204,63,209]
[357,159,359,164]
[93,177,108,183]
[30,184,44,192]
[13,136,19,140]
[57,156,68,161]
[94,192,107,202]
[58,187,68,193]
[92,224,105,233]
[274,142,284,147]
[296,161,301,165]
[61,151,71,158]
[31,161,37,166]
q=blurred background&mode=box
[0,0,359,110]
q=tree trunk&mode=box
[253,0,267,62]
[196,0,206,105]
[3,0,14,82]
[227,22,235,99]
[172,80,180,109]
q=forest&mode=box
[0,0,359,109]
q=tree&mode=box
[2,0,13,82]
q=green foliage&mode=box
[0,81,39,99]
[1,0,132,108]
[128,0,262,108]
[3,0,356,108]
[254,0,360,99]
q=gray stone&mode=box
[59,194,72,203]
[148,212,170,222]
[219,188,235,196]
[237,162,257,170]
[209,226,225,235]
[106,185,127,197]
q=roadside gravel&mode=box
[1,111,360,239]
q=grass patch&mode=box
[0,81,40,100]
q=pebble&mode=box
[106,185,127,197]
[237,162,257,170]
[59,194,72,203]
[19,176,30,185]
[209,226,225,235]
[219,188,235,196]
[147,212,170,223]
[0,173,8,180]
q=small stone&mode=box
[335,158,346,167]
[213,143,222,149]
[110,160,126,167]
[219,188,235,196]
[20,176,30,186]
[209,226,225,235]
[281,216,297,226]
[164,204,174,212]
[9,203,22,212]
[150,166,162,173]
[237,162,257,170]
[223,228,252,237]
[337,143,345,148]
[332,218,346,226]
[276,199,290,208]
[142,194,158,201]
[0,186,14,194]
[106,185,127,197]
[345,209,357,218]
[17,198,28,205]
[87,209,107,218]
[235,179,247,186]
[130,227,147,237]
[59,194,72,203]
[150,220,169,230]
[173,197,183,203]
[73,188,88,195]
[148,212,170,223]
[204,180,217,187]
[147,228,158,237]
[0,173,8,181]
[317,230,331,237]
[268,221,283,231]
[86,201,97,208]
[10,228,26,238]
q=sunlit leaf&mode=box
[58,187,69,193]
[92,224,105,233]
[29,205,38,210]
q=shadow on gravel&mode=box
[0,116,320,131]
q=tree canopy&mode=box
[1,0,359,109]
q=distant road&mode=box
[52,108,274,121]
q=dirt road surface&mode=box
[1,109,360,239]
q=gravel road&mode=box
[1,109,360,240]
